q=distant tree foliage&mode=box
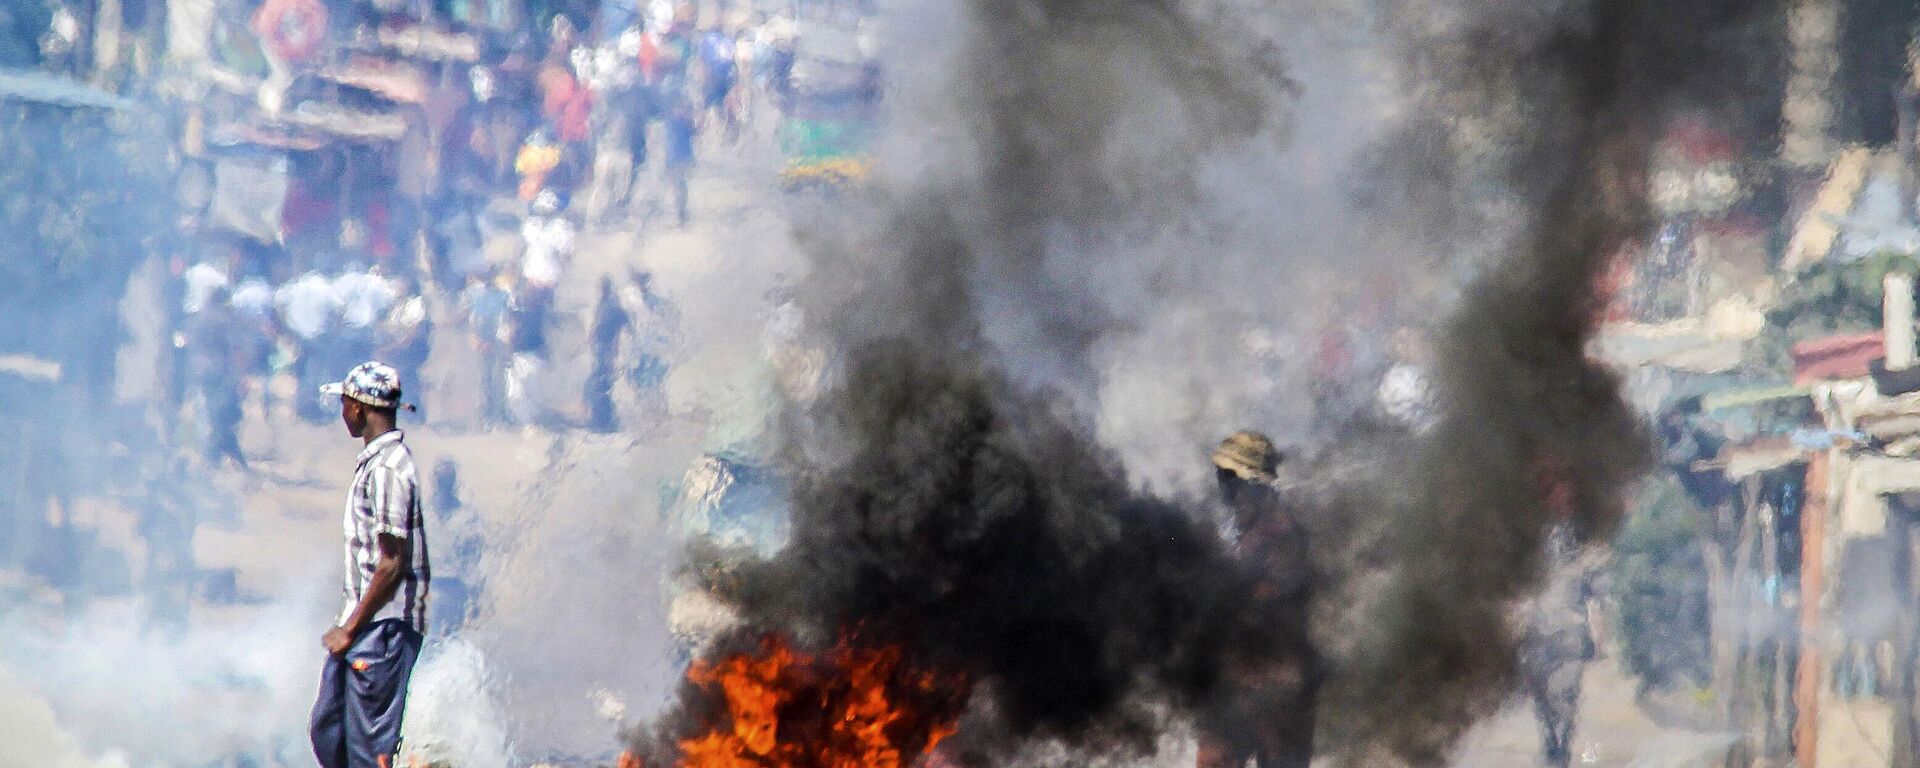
[1753,249,1920,369]
[1612,477,1714,693]
[1768,250,1920,329]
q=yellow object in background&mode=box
[515,143,562,200]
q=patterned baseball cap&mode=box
[319,361,415,411]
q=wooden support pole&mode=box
[1795,451,1829,767]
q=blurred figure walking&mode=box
[186,287,247,469]
[1520,528,1599,768]
[662,97,696,227]
[585,276,631,432]
[460,270,513,428]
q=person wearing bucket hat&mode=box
[310,360,430,768]
[1197,429,1319,768]
[1213,430,1281,486]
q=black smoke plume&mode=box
[753,343,1282,751]
[627,0,1298,759]
[629,0,1787,764]
[1325,0,1783,763]
[627,338,1291,766]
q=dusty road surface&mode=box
[1449,658,1737,768]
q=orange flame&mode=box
[673,634,968,768]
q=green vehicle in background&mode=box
[776,14,881,189]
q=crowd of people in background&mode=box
[168,233,673,454]
[153,0,811,462]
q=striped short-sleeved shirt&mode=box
[341,429,431,635]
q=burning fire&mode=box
[660,633,969,768]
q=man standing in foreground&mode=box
[311,361,431,768]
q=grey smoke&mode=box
[630,0,1304,761]
[634,0,1786,765]
[1325,0,1781,763]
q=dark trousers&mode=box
[478,342,510,427]
[201,380,247,468]
[1196,651,1319,768]
[311,619,423,768]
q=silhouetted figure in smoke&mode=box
[430,458,481,633]
[504,270,554,426]
[186,287,247,469]
[460,269,513,428]
[662,97,696,227]
[1198,431,1319,768]
[586,276,631,432]
[138,456,199,638]
[623,269,675,421]
[1519,527,1598,768]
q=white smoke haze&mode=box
[401,638,516,768]
[433,137,823,755]
[864,0,1478,491]
[472,435,691,754]
[0,566,336,765]
[0,664,131,768]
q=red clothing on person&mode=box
[638,33,660,82]
[539,65,595,144]
[559,89,594,144]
